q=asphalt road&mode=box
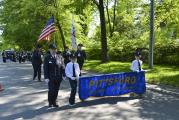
[0,62,179,120]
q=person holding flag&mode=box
[71,15,87,75]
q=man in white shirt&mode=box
[130,53,144,98]
[130,53,143,72]
[65,53,80,106]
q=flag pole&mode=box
[53,33,56,45]
[71,14,77,50]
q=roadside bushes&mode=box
[86,39,179,65]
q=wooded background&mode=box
[0,0,179,65]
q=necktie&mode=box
[73,63,76,77]
[138,60,141,71]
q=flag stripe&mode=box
[39,26,55,38]
[41,23,55,33]
[38,29,55,41]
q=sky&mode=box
[88,1,115,38]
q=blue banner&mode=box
[79,71,146,100]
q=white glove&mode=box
[62,76,66,80]
[70,77,76,80]
[45,79,49,83]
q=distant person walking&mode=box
[18,51,23,63]
[75,44,86,75]
[32,45,42,82]
[44,44,65,108]
[2,50,7,63]
[63,46,71,66]
[13,51,17,62]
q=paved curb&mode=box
[146,83,179,97]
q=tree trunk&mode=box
[56,19,66,50]
[106,0,113,37]
[99,0,108,63]
[112,0,117,34]
[54,0,66,50]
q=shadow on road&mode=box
[0,96,136,120]
[1,63,179,120]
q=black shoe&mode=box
[69,103,75,106]
[33,76,36,80]
[38,80,42,82]
[48,104,53,108]
[53,104,59,107]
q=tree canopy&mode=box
[0,0,179,63]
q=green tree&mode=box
[73,0,109,62]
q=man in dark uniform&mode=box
[44,44,65,108]
[18,51,23,63]
[63,46,71,66]
[2,50,7,63]
[75,44,86,75]
[135,48,142,58]
[32,45,42,81]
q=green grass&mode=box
[83,60,179,87]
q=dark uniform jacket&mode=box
[32,50,42,65]
[63,51,71,65]
[44,53,65,90]
[2,51,6,58]
[75,50,86,64]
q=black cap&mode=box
[36,44,41,48]
[57,51,62,54]
[49,44,57,49]
[65,46,69,49]
[134,52,140,57]
[70,53,77,59]
[78,43,83,47]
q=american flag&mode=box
[71,15,77,49]
[38,16,56,42]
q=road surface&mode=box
[0,62,179,120]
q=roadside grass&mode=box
[83,60,179,87]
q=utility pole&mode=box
[149,0,154,69]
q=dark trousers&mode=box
[48,80,61,105]
[3,57,6,63]
[77,61,84,76]
[48,90,59,105]
[77,61,84,70]
[19,57,22,63]
[32,64,41,80]
[69,79,77,104]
